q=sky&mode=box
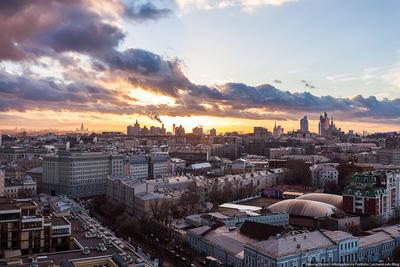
[1,0,400,134]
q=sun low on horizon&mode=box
[0,0,400,134]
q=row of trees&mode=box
[284,159,313,186]
[282,160,369,194]
[179,178,258,211]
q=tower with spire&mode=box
[319,112,341,137]
[127,119,141,136]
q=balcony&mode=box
[21,215,44,230]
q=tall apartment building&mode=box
[149,153,171,179]
[211,143,240,160]
[192,126,203,136]
[124,154,149,180]
[272,122,284,138]
[253,127,269,139]
[209,128,217,137]
[343,171,400,221]
[0,200,71,257]
[175,125,185,136]
[42,151,123,198]
[300,115,309,133]
[106,177,135,214]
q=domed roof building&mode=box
[297,193,343,209]
[23,175,34,183]
[268,199,345,218]
[209,156,222,163]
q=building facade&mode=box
[4,175,37,198]
[300,116,309,133]
[127,120,141,136]
[0,200,71,257]
[244,230,359,267]
[342,171,400,220]
[125,154,149,180]
[149,153,170,179]
[310,163,339,187]
[43,151,124,198]
[106,177,135,214]
[378,149,400,165]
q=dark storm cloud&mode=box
[0,0,169,60]
[214,83,349,111]
[39,9,125,54]
[1,0,400,125]
[124,2,171,22]
[0,71,128,109]
[98,47,400,122]
[106,49,191,96]
[0,0,84,60]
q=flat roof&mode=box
[0,203,19,211]
[219,203,262,212]
[50,216,70,226]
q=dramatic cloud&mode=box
[0,0,170,60]
[0,0,96,60]
[105,49,191,97]
[0,71,130,110]
[39,9,124,55]
[1,0,400,128]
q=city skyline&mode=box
[1,1,400,133]
[0,114,382,136]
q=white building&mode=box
[150,153,170,179]
[170,158,186,175]
[125,154,148,180]
[215,169,286,193]
[43,151,124,198]
[310,163,339,187]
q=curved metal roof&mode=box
[297,193,343,209]
[267,199,344,218]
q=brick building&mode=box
[0,200,71,257]
[342,171,400,221]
